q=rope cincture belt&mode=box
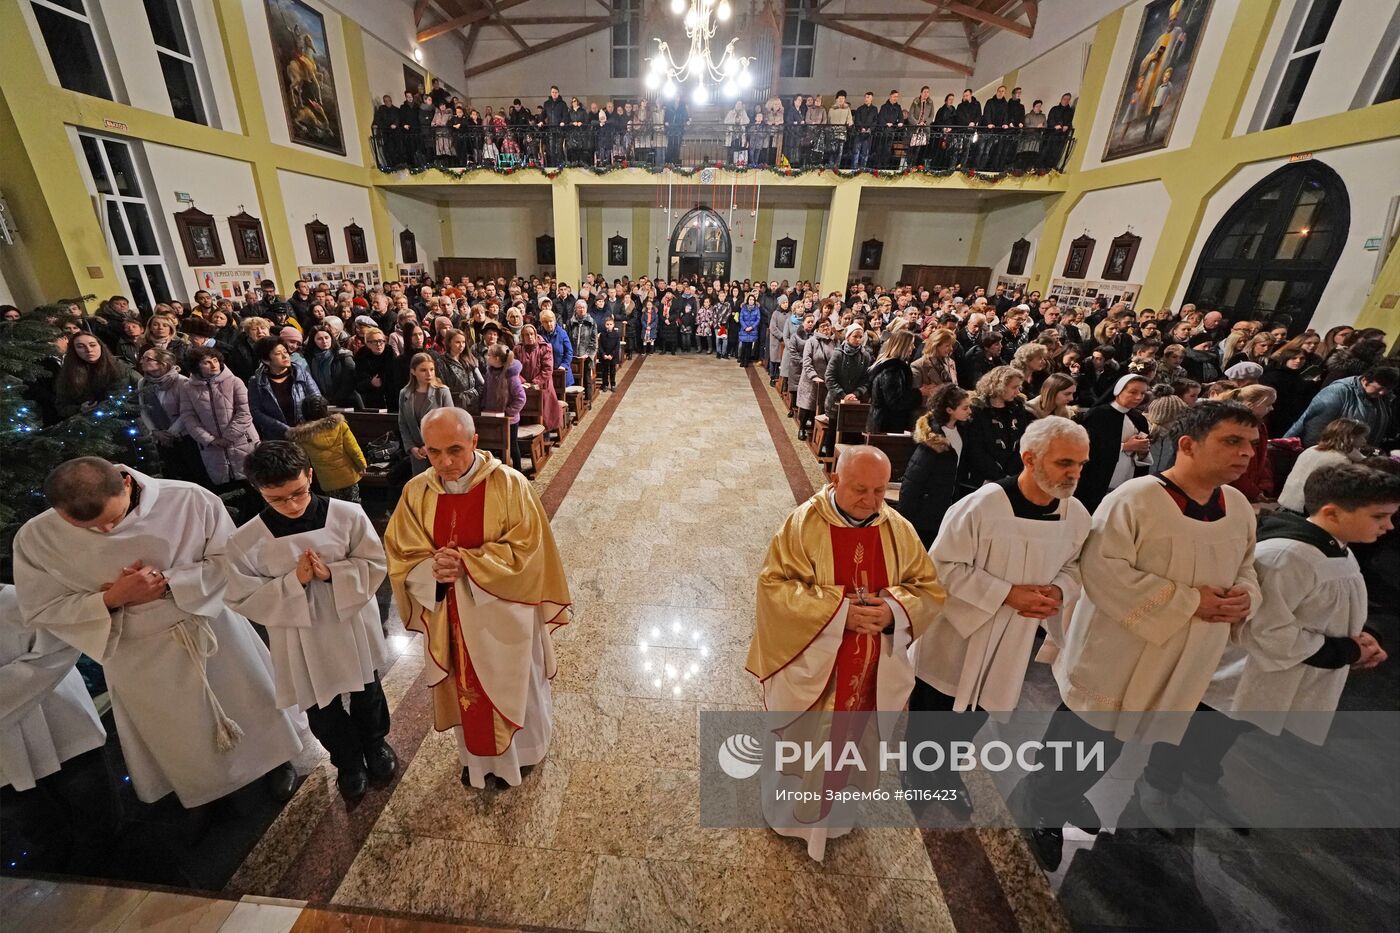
[171,616,245,753]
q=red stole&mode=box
[827,524,887,713]
[433,481,517,755]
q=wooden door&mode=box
[436,257,518,284]
[899,264,991,294]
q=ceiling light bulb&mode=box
[650,56,666,75]
[693,84,708,105]
[412,47,423,64]
[718,0,731,20]
[724,56,740,76]
[724,80,739,98]
[663,79,677,99]
[645,71,661,90]
[684,8,698,28]
[738,69,752,88]
[671,0,685,14]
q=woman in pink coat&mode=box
[176,346,259,486]
[514,323,563,432]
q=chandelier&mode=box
[645,0,754,105]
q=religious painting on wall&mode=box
[774,236,796,269]
[264,0,346,155]
[306,219,334,264]
[1007,237,1031,276]
[608,234,628,266]
[1102,230,1142,281]
[174,206,224,267]
[228,212,269,265]
[1063,234,1095,279]
[536,234,555,266]
[1103,0,1213,161]
[399,229,418,264]
[344,223,368,264]
[858,239,883,271]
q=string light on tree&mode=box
[645,0,753,104]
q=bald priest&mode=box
[747,446,945,860]
[385,408,572,790]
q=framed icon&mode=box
[306,219,335,264]
[344,222,369,264]
[1102,230,1142,282]
[536,234,555,266]
[608,234,628,266]
[174,206,224,266]
[400,228,418,264]
[1007,237,1031,276]
[774,236,796,269]
[1063,234,1095,280]
[858,238,883,271]
[227,211,268,265]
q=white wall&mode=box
[1046,181,1170,287]
[276,169,375,269]
[850,207,980,277]
[144,142,262,294]
[972,0,1133,88]
[383,190,444,266]
[1010,25,1094,105]
[324,0,464,94]
[1171,140,1400,335]
[975,197,1050,280]
[1078,0,1243,172]
[442,202,555,272]
[243,0,363,166]
[1234,0,1400,135]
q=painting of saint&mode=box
[1103,0,1212,161]
[265,0,346,155]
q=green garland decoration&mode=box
[389,160,1056,184]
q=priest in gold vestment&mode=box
[385,409,571,789]
[747,446,944,859]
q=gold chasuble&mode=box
[747,487,943,713]
[385,452,571,753]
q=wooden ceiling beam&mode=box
[810,15,973,76]
[417,0,531,43]
[504,15,615,24]
[919,0,1032,38]
[414,0,433,27]
[465,17,620,78]
[478,0,529,50]
[823,12,959,21]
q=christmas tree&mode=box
[0,305,152,564]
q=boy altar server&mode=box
[1231,463,1394,740]
[13,458,301,808]
[225,441,396,800]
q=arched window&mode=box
[668,208,731,281]
[1185,161,1348,331]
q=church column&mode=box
[552,177,582,286]
[816,183,861,295]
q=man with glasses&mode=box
[225,442,396,801]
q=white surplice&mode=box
[12,469,302,807]
[224,499,389,710]
[0,585,106,791]
[913,483,1090,713]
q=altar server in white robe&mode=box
[225,441,396,801]
[1230,463,1394,742]
[385,409,572,791]
[1020,402,1263,871]
[12,459,302,808]
[0,584,106,792]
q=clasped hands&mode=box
[845,594,893,636]
[100,560,167,609]
[431,546,466,583]
[1195,585,1251,623]
[1004,584,1063,620]
[295,549,332,586]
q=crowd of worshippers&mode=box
[8,272,1397,519]
[373,79,1075,172]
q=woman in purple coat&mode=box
[177,346,260,486]
[515,324,563,433]
[483,344,526,471]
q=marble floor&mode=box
[4,351,1397,932]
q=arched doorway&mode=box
[1185,161,1349,330]
[668,207,731,280]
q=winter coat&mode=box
[225,333,261,381]
[824,344,872,414]
[398,383,454,473]
[1230,428,1274,503]
[438,352,484,412]
[895,424,960,548]
[541,325,574,385]
[484,360,527,425]
[767,307,789,359]
[306,347,360,408]
[248,362,321,440]
[961,398,1032,489]
[137,372,187,435]
[1285,376,1391,447]
[782,322,810,382]
[1075,403,1151,513]
[567,314,599,358]
[287,414,366,492]
[1260,362,1316,438]
[866,357,923,433]
[738,304,761,343]
[798,333,834,411]
[177,366,259,485]
[353,346,399,411]
[517,341,562,431]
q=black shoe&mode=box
[366,741,398,782]
[1026,823,1065,872]
[797,430,808,441]
[337,766,369,800]
[265,762,298,802]
[460,766,473,788]
[1065,794,1102,836]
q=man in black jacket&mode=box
[1043,93,1074,170]
[933,93,959,168]
[851,92,878,170]
[876,90,904,168]
[981,86,1010,171]
[397,91,422,167]
[373,95,399,168]
[954,89,981,169]
[542,86,568,164]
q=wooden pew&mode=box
[336,408,398,488]
[569,358,592,418]
[806,378,827,457]
[829,431,917,505]
[554,367,587,425]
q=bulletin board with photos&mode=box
[191,267,269,301]
[297,264,383,288]
[398,263,427,285]
[995,275,1030,293]
[1047,278,1141,310]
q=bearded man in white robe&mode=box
[385,408,571,790]
[13,458,302,808]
